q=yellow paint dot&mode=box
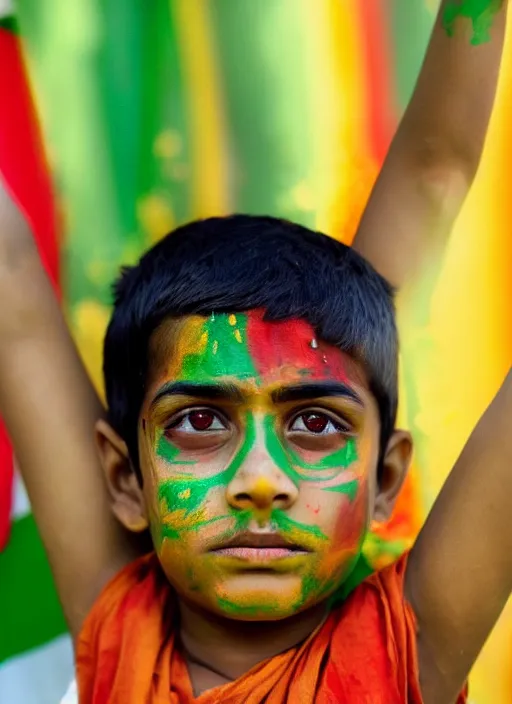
[252,477,274,509]
[234,329,243,344]
[178,488,191,500]
[228,314,237,326]
[200,331,208,347]
[212,340,219,354]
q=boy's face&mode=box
[123,311,407,620]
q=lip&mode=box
[209,531,310,562]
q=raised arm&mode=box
[405,368,512,703]
[353,0,507,289]
[0,180,140,638]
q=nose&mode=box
[227,463,299,514]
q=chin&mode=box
[206,571,321,621]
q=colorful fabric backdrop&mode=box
[0,1,511,702]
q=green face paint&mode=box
[145,312,373,621]
[179,312,258,381]
[262,413,359,498]
[155,428,196,465]
[156,408,359,544]
[157,412,257,541]
[443,0,503,45]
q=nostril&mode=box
[235,492,252,503]
[275,494,289,503]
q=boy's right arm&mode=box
[0,180,140,638]
[353,0,507,290]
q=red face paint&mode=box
[245,309,349,384]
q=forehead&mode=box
[148,310,367,390]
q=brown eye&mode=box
[290,411,346,435]
[301,413,328,433]
[166,409,227,435]
[188,410,216,431]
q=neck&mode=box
[179,598,327,683]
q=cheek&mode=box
[330,480,369,547]
[306,478,369,554]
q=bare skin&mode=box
[0,1,509,702]
[352,0,507,288]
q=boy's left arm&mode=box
[406,369,512,703]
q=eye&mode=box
[167,409,227,434]
[290,411,346,435]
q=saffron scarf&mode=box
[77,553,467,703]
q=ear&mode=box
[95,419,149,533]
[373,429,413,523]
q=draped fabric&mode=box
[77,552,453,704]
[0,1,511,702]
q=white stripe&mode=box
[0,635,74,704]
[0,0,13,19]
[60,679,77,704]
[11,468,31,521]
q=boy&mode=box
[0,1,509,702]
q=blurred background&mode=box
[0,0,511,702]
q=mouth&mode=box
[209,531,310,563]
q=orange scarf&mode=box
[76,553,466,703]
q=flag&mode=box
[0,2,72,702]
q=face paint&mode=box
[443,0,503,45]
[141,311,378,621]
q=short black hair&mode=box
[104,214,398,468]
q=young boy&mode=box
[0,2,510,703]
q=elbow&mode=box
[415,159,473,222]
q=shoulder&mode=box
[75,552,175,703]
[324,553,424,702]
[76,552,169,653]
[324,554,467,703]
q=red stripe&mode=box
[0,28,60,549]
[0,28,59,288]
[356,1,396,165]
[0,425,13,550]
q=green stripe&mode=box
[138,2,191,230]
[390,0,434,110]
[0,514,67,663]
[99,0,144,242]
[0,16,17,34]
[210,0,315,226]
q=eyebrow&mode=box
[151,381,245,407]
[271,382,363,406]
[151,380,363,407]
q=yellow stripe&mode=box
[173,0,230,218]
[301,0,375,239]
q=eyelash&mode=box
[165,408,228,434]
[165,407,352,436]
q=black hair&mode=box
[103,214,398,470]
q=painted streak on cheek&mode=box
[315,479,369,584]
[154,413,258,543]
[262,413,360,500]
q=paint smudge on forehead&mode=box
[245,309,349,383]
[164,313,257,382]
[161,310,352,388]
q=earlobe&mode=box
[373,429,413,523]
[95,419,149,533]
